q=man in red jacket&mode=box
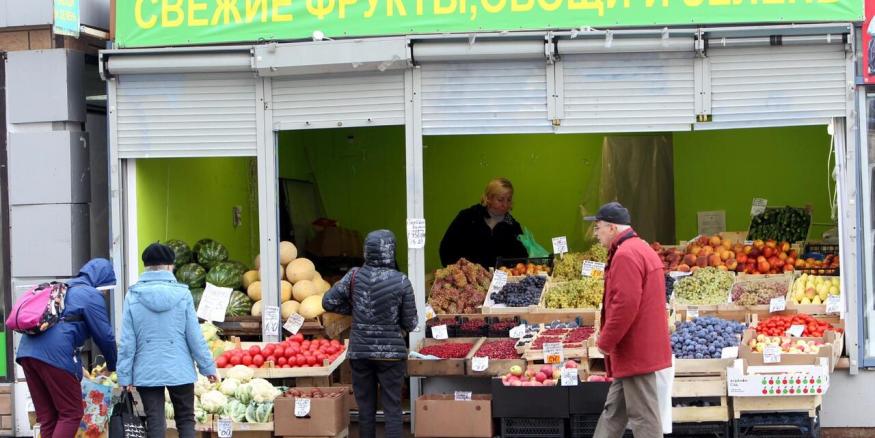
[586,202,672,438]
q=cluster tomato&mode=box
[214,334,345,369]
[755,314,842,338]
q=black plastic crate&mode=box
[501,417,566,438]
[569,415,632,438]
[667,421,730,437]
[492,379,570,418]
[487,316,521,338]
[734,412,820,438]
[568,382,610,414]
[425,316,460,339]
[795,266,840,277]
[804,243,839,257]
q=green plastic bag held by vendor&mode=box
[518,227,550,258]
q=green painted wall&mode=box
[674,126,836,242]
[136,157,259,272]
[278,127,409,266]
[423,134,604,271]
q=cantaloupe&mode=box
[281,280,293,302]
[286,258,316,283]
[281,300,300,319]
[315,278,332,295]
[242,270,260,289]
[292,280,319,302]
[299,295,325,319]
[251,300,263,317]
[279,241,298,266]
[254,254,261,270]
[247,281,262,302]
[312,271,323,282]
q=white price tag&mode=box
[262,305,281,339]
[763,345,781,364]
[786,325,805,337]
[561,368,579,386]
[454,391,472,401]
[744,240,754,246]
[472,357,489,372]
[826,295,842,314]
[687,308,700,320]
[751,198,768,216]
[488,271,509,296]
[283,312,306,335]
[544,343,564,365]
[217,417,233,438]
[509,324,527,339]
[431,324,448,340]
[668,271,692,280]
[406,218,426,249]
[424,304,436,320]
[552,236,568,255]
[769,297,786,313]
[581,261,606,277]
[196,283,233,322]
[720,346,739,359]
[295,398,311,417]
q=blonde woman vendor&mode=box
[439,177,528,268]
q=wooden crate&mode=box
[407,337,483,376]
[481,275,547,315]
[216,340,348,379]
[536,279,601,314]
[673,375,730,423]
[523,327,593,362]
[674,358,735,377]
[732,395,822,419]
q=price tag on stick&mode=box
[720,347,739,359]
[552,236,568,255]
[295,398,311,417]
[763,345,781,364]
[509,324,526,339]
[561,368,579,386]
[406,218,426,249]
[769,297,786,313]
[472,357,489,372]
[262,305,280,338]
[751,198,768,216]
[454,391,472,401]
[581,261,606,278]
[217,418,233,438]
[786,325,805,337]
[283,313,306,335]
[431,325,448,340]
[826,295,842,314]
[488,271,508,297]
[544,343,564,365]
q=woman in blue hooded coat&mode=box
[16,258,118,438]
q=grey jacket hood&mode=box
[364,230,397,268]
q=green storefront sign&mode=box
[116,0,862,48]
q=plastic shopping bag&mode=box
[655,358,675,435]
[517,227,550,258]
[76,378,113,438]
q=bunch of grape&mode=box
[731,280,788,306]
[493,276,546,307]
[673,267,734,305]
[671,316,746,359]
[543,278,604,309]
[664,275,675,304]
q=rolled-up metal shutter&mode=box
[115,72,258,158]
[558,51,696,133]
[697,43,848,130]
[420,60,552,135]
[270,71,406,130]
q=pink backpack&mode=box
[5,282,72,335]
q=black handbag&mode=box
[108,391,147,438]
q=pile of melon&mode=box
[243,241,333,320]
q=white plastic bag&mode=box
[654,358,675,434]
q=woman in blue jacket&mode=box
[116,243,217,438]
[16,258,118,438]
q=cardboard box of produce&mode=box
[274,387,348,437]
[727,357,830,396]
[415,394,493,437]
[739,329,840,371]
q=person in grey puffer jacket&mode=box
[323,230,418,438]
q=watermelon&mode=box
[226,260,249,275]
[206,262,243,289]
[192,239,216,263]
[190,288,204,308]
[165,239,193,269]
[226,291,253,317]
[197,240,228,270]
[176,263,206,289]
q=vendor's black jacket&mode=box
[439,204,528,268]
[322,230,418,360]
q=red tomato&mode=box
[296,356,307,366]
[306,356,317,366]
[292,334,304,342]
[285,348,296,359]
[253,354,265,367]
[230,355,241,365]
[216,357,228,368]
[316,353,326,363]
[309,344,319,352]
[248,364,257,368]
[288,346,300,355]
[266,355,276,364]
[263,346,275,356]
[277,357,288,366]
[282,364,290,368]
[242,355,253,366]
[275,347,286,357]
[248,346,261,356]
[330,339,341,347]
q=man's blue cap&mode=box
[584,202,631,226]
